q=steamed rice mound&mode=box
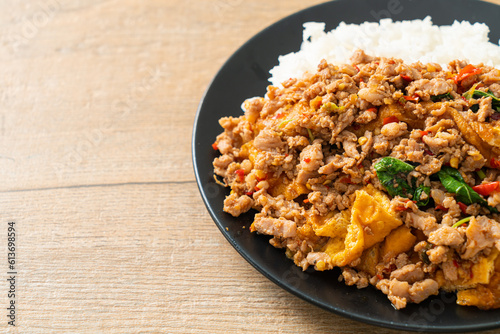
[212,49,500,310]
[269,17,500,86]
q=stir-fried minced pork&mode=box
[212,50,500,310]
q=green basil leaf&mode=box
[437,166,481,205]
[471,90,500,114]
[414,185,431,207]
[374,157,415,198]
[438,165,465,182]
[373,157,415,174]
[470,104,480,112]
[436,166,498,213]
[472,90,500,104]
[430,92,453,102]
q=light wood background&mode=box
[0,0,499,333]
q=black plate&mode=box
[192,0,500,331]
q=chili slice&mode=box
[273,111,285,119]
[472,181,500,196]
[400,74,412,81]
[424,149,434,156]
[235,169,245,182]
[454,64,482,84]
[491,158,500,169]
[458,202,468,215]
[383,116,399,125]
[339,177,354,184]
[435,205,448,212]
[403,95,420,103]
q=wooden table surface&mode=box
[1,0,500,333]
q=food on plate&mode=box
[269,17,500,86]
[211,18,500,310]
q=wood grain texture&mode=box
[0,0,499,333]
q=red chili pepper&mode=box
[376,274,383,280]
[453,259,460,268]
[303,199,310,204]
[491,158,500,169]
[400,74,412,81]
[359,78,364,83]
[245,191,254,196]
[424,149,434,156]
[354,65,360,72]
[383,116,399,125]
[472,181,500,196]
[254,186,260,192]
[400,199,416,205]
[273,111,285,119]
[458,202,468,215]
[420,131,429,136]
[403,95,420,103]
[339,177,354,184]
[235,169,245,182]
[212,142,218,150]
[304,158,311,163]
[395,206,408,211]
[454,64,482,84]
[367,107,377,113]
[435,205,449,212]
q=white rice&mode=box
[269,16,500,86]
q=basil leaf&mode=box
[373,157,414,174]
[414,185,431,207]
[437,166,480,205]
[470,90,500,114]
[471,90,500,104]
[430,92,453,102]
[438,165,465,182]
[437,166,498,213]
[373,157,415,198]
